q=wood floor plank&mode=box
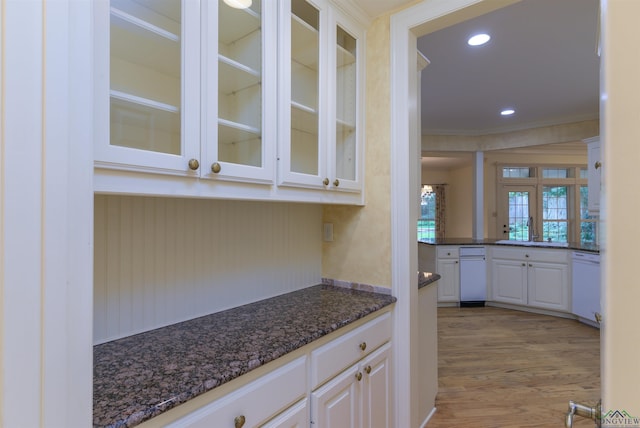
[427,307,600,427]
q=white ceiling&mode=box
[351,0,416,19]
[417,0,600,135]
[352,0,600,169]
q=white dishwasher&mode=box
[459,246,486,307]
[572,251,601,327]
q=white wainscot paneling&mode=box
[94,195,323,344]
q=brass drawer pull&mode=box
[364,365,372,374]
[355,372,362,381]
[359,342,367,351]
[234,415,246,428]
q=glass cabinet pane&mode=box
[110,0,182,155]
[290,0,320,175]
[218,0,263,167]
[335,25,356,182]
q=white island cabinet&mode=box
[490,246,570,312]
[435,246,460,304]
[94,0,364,204]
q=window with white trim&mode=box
[498,164,594,243]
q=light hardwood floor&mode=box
[427,307,600,427]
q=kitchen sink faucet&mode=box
[527,216,539,241]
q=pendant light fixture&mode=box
[223,0,252,9]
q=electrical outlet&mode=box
[323,223,334,242]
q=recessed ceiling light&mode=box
[468,33,491,46]
[501,109,515,116]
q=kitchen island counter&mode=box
[93,284,396,427]
[419,238,599,253]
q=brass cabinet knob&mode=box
[188,159,200,171]
[234,415,246,428]
[359,342,367,351]
[211,162,221,174]
[529,263,533,267]
[364,365,372,375]
[355,372,363,381]
[323,178,330,186]
[525,254,529,258]
[522,263,526,267]
[333,179,340,187]
[594,161,602,170]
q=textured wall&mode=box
[322,15,393,289]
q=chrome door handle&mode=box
[565,400,601,428]
[595,312,602,325]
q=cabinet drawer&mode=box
[492,246,569,263]
[437,246,459,259]
[310,312,391,389]
[166,356,307,428]
[491,246,529,260]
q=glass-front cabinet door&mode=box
[329,10,363,192]
[279,0,363,193]
[279,0,326,189]
[201,0,276,183]
[95,0,200,175]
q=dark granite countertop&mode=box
[419,237,599,253]
[93,284,396,428]
[418,271,441,289]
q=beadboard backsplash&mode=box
[94,195,322,344]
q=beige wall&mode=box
[422,140,589,239]
[421,164,473,237]
[322,15,392,288]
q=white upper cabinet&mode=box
[95,0,200,175]
[201,0,277,183]
[94,0,364,204]
[278,0,364,193]
[330,10,364,193]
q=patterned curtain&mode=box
[434,184,446,239]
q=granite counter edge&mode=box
[93,284,396,428]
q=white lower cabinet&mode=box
[309,312,392,428]
[490,247,569,312]
[527,261,569,311]
[435,246,460,303]
[491,258,528,305]
[311,343,391,428]
[261,399,308,428]
[153,311,393,428]
[166,356,307,428]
